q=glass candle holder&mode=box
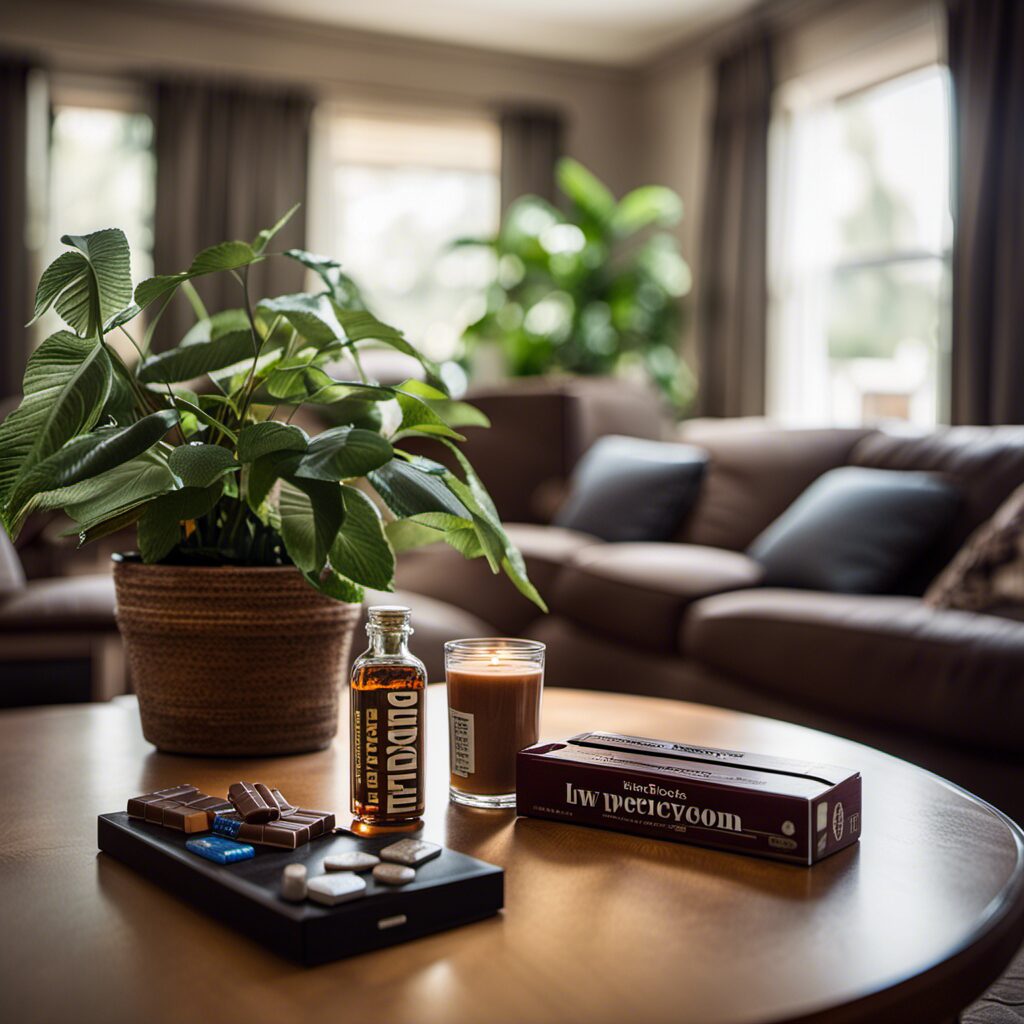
[445,638,545,809]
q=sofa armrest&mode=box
[552,543,765,652]
[395,524,599,635]
[684,589,1024,753]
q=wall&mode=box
[0,0,645,198]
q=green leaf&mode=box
[284,250,364,307]
[612,185,683,235]
[137,484,223,562]
[557,158,616,226]
[294,427,393,481]
[0,332,112,521]
[278,478,344,572]
[383,512,480,556]
[68,504,146,544]
[246,449,300,512]
[256,293,342,347]
[392,389,465,443]
[5,411,178,530]
[167,444,237,487]
[305,567,364,604]
[368,459,470,519]
[385,518,445,553]
[252,203,300,255]
[392,380,488,430]
[42,449,181,527]
[180,308,251,345]
[237,421,308,462]
[330,303,441,378]
[440,441,547,611]
[137,329,258,384]
[329,485,394,589]
[102,357,141,423]
[30,229,132,338]
[171,396,238,443]
[134,241,261,310]
[264,363,394,405]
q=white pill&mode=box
[324,851,379,872]
[307,872,367,906]
[380,839,442,867]
[281,863,307,902]
[373,863,416,886]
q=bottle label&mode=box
[352,687,423,819]
[449,709,475,777]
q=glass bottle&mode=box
[349,605,426,832]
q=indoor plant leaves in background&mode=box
[458,158,694,411]
[0,208,545,755]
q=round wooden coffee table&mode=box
[0,687,1021,1024]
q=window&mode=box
[768,65,953,426]
[30,76,156,350]
[313,108,500,370]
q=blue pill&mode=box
[211,814,242,838]
[186,836,255,864]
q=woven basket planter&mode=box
[113,560,361,756]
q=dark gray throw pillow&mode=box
[554,435,707,542]
[747,466,959,593]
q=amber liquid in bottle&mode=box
[350,606,426,832]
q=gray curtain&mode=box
[696,31,773,418]
[0,56,31,397]
[153,80,313,350]
[948,0,1024,425]
[499,108,564,212]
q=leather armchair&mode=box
[0,532,128,706]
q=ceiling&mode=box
[164,0,760,65]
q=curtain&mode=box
[696,31,773,418]
[0,56,31,397]
[499,108,564,212]
[153,80,313,350]
[947,0,1024,425]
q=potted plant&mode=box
[459,158,694,410]
[0,207,544,755]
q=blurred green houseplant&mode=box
[459,158,693,409]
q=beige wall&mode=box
[0,0,645,197]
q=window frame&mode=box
[767,23,953,427]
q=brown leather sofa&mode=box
[397,419,1024,822]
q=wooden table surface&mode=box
[1,687,1022,1024]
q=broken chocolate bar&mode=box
[127,785,232,833]
[212,795,335,849]
[229,781,281,823]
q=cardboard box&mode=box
[516,731,862,865]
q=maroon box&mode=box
[516,731,862,865]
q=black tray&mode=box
[97,812,503,965]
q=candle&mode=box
[445,639,545,809]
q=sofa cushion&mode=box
[675,422,874,550]
[552,543,763,653]
[0,574,117,632]
[554,435,706,542]
[684,588,1024,753]
[851,426,1024,592]
[394,523,598,635]
[925,482,1024,612]
[748,467,959,593]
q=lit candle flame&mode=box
[490,655,500,666]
